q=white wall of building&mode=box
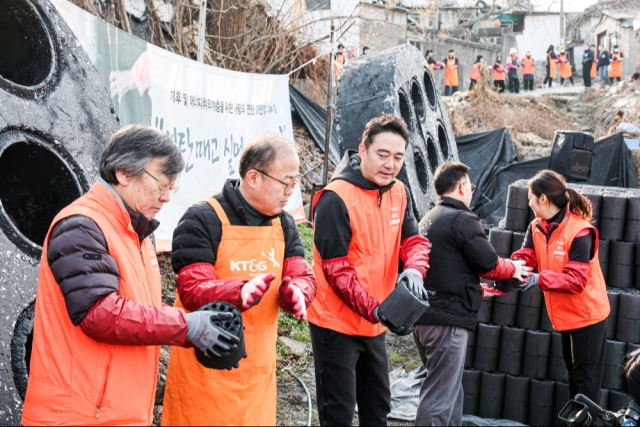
[516,14,561,60]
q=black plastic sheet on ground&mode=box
[458,131,638,227]
[289,85,340,166]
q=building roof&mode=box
[583,0,640,16]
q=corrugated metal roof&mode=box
[584,0,640,16]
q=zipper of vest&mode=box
[96,406,100,419]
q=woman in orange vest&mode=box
[609,44,625,83]
[162,135,317,426]
[512,170,609,404]
[444,49,459,96]
[558,45,574,86]
[425,49,444,72]
[521,51,535,91]
[544,45,557,88]
[492,55,506,93]
[469,55,485,90]
[21,125,240,426]
[334,43,346,80]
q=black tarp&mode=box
[458,130,638,227]
[289,85,340,166]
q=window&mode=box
[306,0,330,10]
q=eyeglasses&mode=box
[144,170,179,195]
[255,169,300,193]
[461,180,476,194]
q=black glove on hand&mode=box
[185,311,240,357]
[375,307,413,336]
[398,268,428,302]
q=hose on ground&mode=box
[287,368,312,426]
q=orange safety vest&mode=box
[558,53,572,78]
[609,52,623,78]
[445,57,459,87]
[162,198,284,426]
[522,57,535,75]
[591,59,598,78]
[470,62,481,81]
[532,213,609,332]
[307,180,406,337]
[547,52,557,78]
[492,63,505,81]
[334,53,345,80]
[22,181,162,426]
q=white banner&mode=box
[51,0,304,251]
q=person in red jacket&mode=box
[492,55,506,93]
[512,170,609,404]
[309,114,431,426]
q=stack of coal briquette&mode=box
[463,181,640,425]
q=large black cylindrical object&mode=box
[599,239,610,284]
[491,292,519,327]
[528,379,556,426]
[608,291,620,340]
[194,302,246,370]
[511,231,526,254]
[602,340,626,390]
[498,326,525,376]
[476,294,493,324]
[608,241,635,288]
[600,389,610,412]
[636,244,640,290]
[616,292,640,344]
[504,207,529,232]
[462,369,481,416]
[522,329,551,380]
[465,329,476,369]
[599,195,628,241]
[489,228,514,258]
[540,302,555,332]
[479,371,506,419]
[628,342,640,355]
[336,45,458,220]
[554,382,571,427]
[625,197,640,242]
[474,323,502,372]
[0,1,120,421]
[377,276,429,330]
[503,375,530,424]
[548,332,568,383]
[516,285,543,330]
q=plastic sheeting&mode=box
[458,130,638,227]
[289,84,340,166]
[389,366,526,425]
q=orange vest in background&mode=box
[558,53,572,78]
[470,62,481,81]
[532,213,609,332]
[522,57,535,75]
[308,180,406,337]
[609,52,623,78]
[22,182,162,426]
[547,52,557,78]
[591,59,598,78]
[445,57,459,87]
[162,199,284,426]
[492,63,505,81]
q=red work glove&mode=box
[278,278,307,321]
[241,273,276,310]
[481,282,506,297]
[452,64,458,70]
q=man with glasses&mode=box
[162,134,317,426]
[22,125,243,426]
[413,161,530,425]
[308,114,431,426]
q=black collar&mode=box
[221,179,279,225]
[438,196,473,213]
[122,202,160,242]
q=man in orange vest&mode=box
[558,45,574,86]
[609,44,625,83]
[309,114,431,426]
[521,51,535,91]
[21,125,241,426]
[444,49,460,96]
[162,134,317,425]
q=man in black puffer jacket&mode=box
[413,162,531,426]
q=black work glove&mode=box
[374,306,413,336]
